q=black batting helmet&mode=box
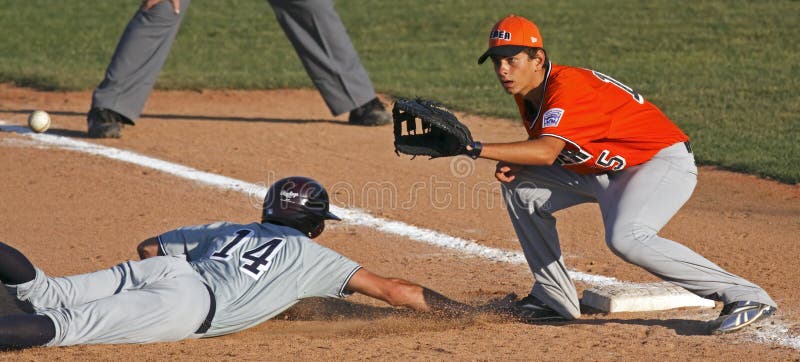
[261,176,341,238]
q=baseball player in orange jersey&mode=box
[463,15,776,334]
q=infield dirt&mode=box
[1,84,798,360]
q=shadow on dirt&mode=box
[564,317,711,336]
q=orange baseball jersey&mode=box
[515,63,689,174]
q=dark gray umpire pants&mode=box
[92,0,378,123]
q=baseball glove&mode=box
[392,98,474,158]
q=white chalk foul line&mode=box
[0,124,618,286]
[1,122,797,350]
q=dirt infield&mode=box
[1,84,799,359]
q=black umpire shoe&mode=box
[348,98,391,126]
[513,294,569,322]
[711,300,776,335]
[87,108,132,138]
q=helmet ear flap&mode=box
[308,222,325,239]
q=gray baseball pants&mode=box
[502,142,776,319]
[7,256,209,346]
[92,0,377,122]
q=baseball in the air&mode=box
[28,110,51,133]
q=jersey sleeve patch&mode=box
[542,108,565,128]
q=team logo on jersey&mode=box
[542,108,564,128]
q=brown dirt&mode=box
[1,83,798,360]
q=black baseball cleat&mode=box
[710,301,776,335]
[87,108,133,138]
[348,98,391,126]
[512,294,568,322]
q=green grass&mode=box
[1,0,797,183]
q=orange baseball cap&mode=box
[477,15,543,64]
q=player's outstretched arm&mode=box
[345,268,472,316]
[475,136,566,166]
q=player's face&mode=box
[491,52,542,96]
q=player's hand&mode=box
[495,162,521,183]
[141,0,181,14]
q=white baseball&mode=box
[28,110,51,133]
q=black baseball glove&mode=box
[392,98,476,159]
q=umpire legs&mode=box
[91,0,192,122]
[269,0,378,116]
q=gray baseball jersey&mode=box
[158,221,361,337]
[7,222,360,346]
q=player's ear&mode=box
[535,49,547,68]
[527,48,546,69]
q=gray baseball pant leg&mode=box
[598,142,776,307]
[269,0,377,116]
[502,165,596,319]
[8,256,209,346]
[91,0,192,123]
[503,142,776,319]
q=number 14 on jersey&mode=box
[211,229,287,280]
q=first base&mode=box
[581,282,716,313]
